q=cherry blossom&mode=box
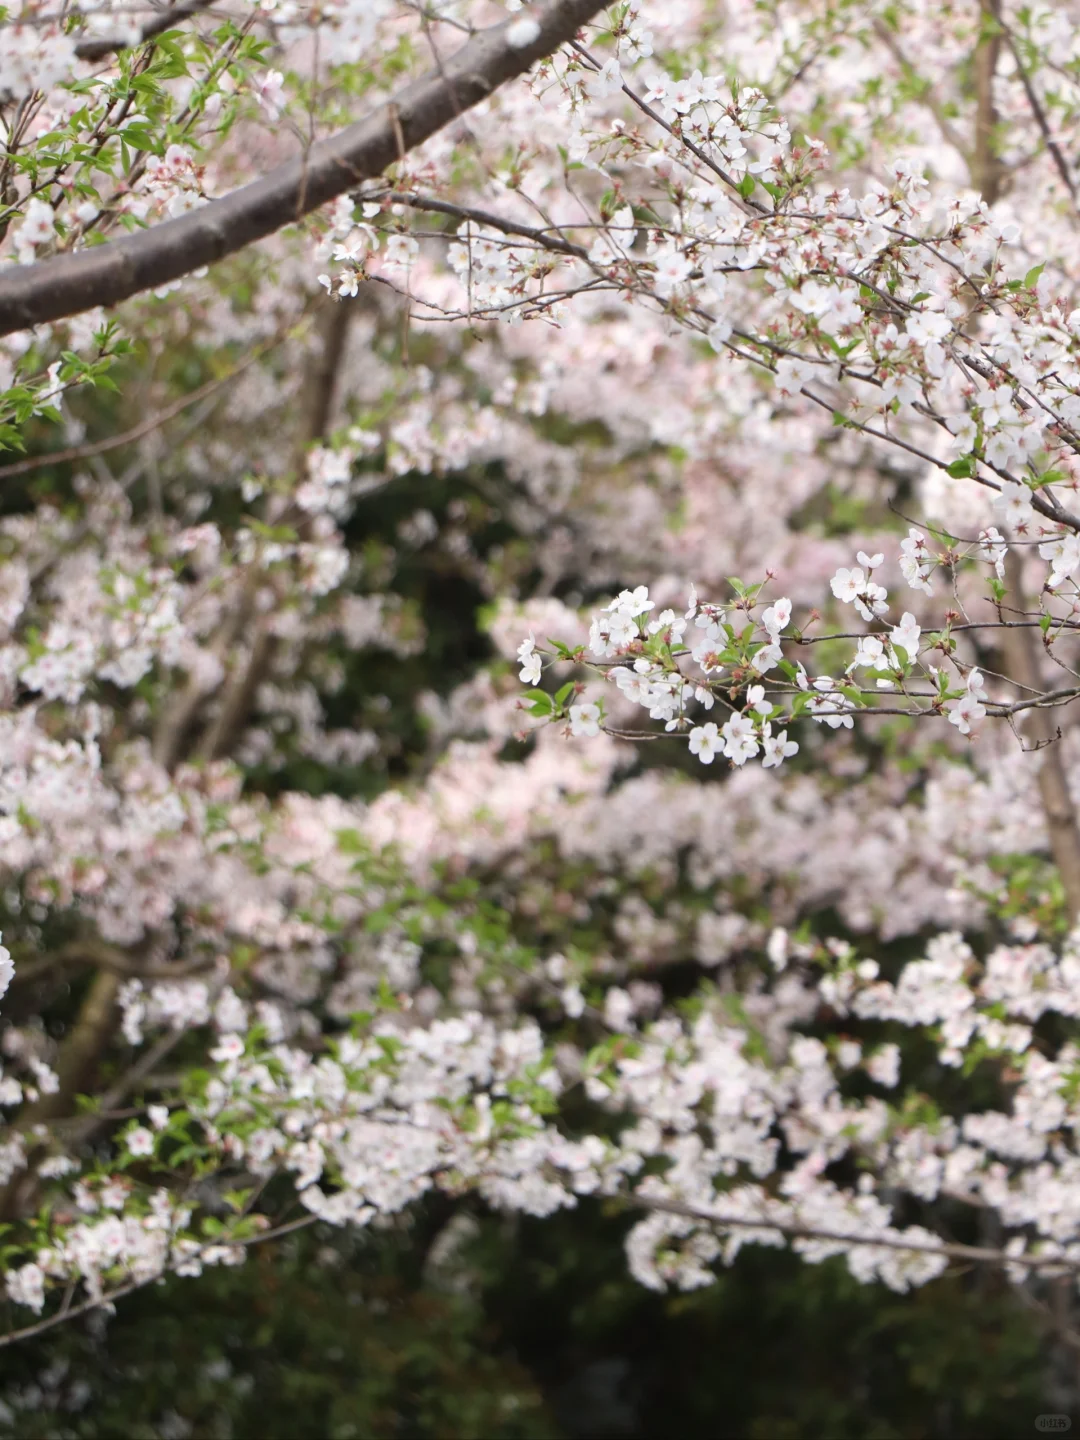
[7,0,1080,1351]
[689,722,721,765]
[890,613,922,660]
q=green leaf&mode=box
[1033,468,1066,488]
[523,688,554,717]
[946,454,975,478]
[1024,262,1045,288]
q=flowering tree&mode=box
[4,0,1080,1378]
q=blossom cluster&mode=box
[7,0,1080,1353]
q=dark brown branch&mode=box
[973,0,1004,204]
[12,940,215,986]
[998,17,1078,207]
[73,0,217,62]
[0,0,608,336]
[384,189,589,259]
[633,1194,1080,1277]
[0,969,122,1218]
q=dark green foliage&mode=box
[0,1205,1048,1439]
[0,1222,554,1440]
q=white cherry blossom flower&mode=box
[761,724,798,768]
[255,70,286,119]
[750,640,783,673]
[688,721,721,764]
[905,311,951,344]
[746,685,772,717]
[517,635,542,685]
[946,413,977,453]
[1039,533,1080,588]
[831,566,865,603]
[383,234,419,272]
[7,1262,45,1313]
[900,529,933,594]
[852,635,887,670]
[807,680,855,728]
[867,1045,901,1088]
[994,481,1034,529]
[561,984,586,1018]
[978,527,1008,578]
[853,581,889,622]
[126,1126,155,1158]
[609,585,654,618]
[762,597,792,635]
[586,57,623,99]
[947,692,986,735]
[648,608,686,639]
[506,15,541,47]
[721,712,759,764]
[652,247,693,297]
[570,702,602,737]
[890,612,921,658]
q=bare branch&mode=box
[384,189,590,259]
[632,1194,1080,1277]
[0,1213,318,1350]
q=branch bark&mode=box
[972,0,1004,203]
[0,0,607,337]
[1004,550,1080,922]
[72,0,217,63]
[633,1194,1080,1277]
[0,968,122,1220]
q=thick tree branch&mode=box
[72,0,217,62]
[0,969,123,1219]
[0,0,607,337]
[12,939,215,986]
[973,0,1004,204]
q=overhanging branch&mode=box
[0,0,606,337]
[73,0,217,62]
